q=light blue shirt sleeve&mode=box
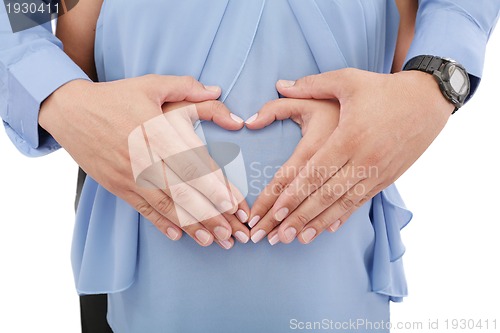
[0,5,90,157]
[406,0,500,96]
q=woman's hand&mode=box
[249,68,452,245]
[40,75,250,249]
[245,98,340,244]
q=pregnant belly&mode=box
[198,119,302,207]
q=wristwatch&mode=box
[403,55,470,113]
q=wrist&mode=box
[403,55,470,113]
[39,79,94,135]
[399,70,455,117]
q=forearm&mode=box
[392,0,418,72]
[0,2,90,157]
[56,0,103,81]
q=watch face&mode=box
[448,65,468,95]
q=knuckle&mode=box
[135,201,155,218]
[301,75,318,89]
[151,216,170,233]
[318,184,339,207]
[143,73,157,82]
[181,163,200,182]
[308,164,329,187]
[338,196,355,212]
[181,76,197,91]
[317,217,331,230]
[210,100,225,114]
[294,212,311,227]
[170,185,190,203]
[357,196,371,208]
[271,178,288,196]
[340,135,362,154]
[198,210,220,223]
[362,151,383,169]
[276,166,296,182]
[370,183,384,196]
[155,196,175,216]
[181,219,198,230]
[286,189,303,208]
[340,67,356,77]
[205,184,223,204]
[263,216,281,230]
[270,219,281,229]
[264,98,283,112]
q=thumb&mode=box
[143,75,222,104]
[189,101,245,131]
[244,99,301,130]
[276,68,357,100]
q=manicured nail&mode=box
[328,219,342,232]
[274,207,289,222]
[214,226,230,241]
[220,200,234,213]
[245,113,259,124]
[195,229,211,245]
[251,229,266,243]
[269,233,280,246]
[235,231,249,243]
[204,85,221,92]
[284,227,297,241]
[219,239,233,250]
[302,228,317,243]
[236,209,248,223]
[248,215,260,228]
[166,227,179,240]
[278,80,296,88]
[230,113,244,124]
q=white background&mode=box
[1,31,499,333]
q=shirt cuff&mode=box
[406,7,489,79]
[4,42,90,156]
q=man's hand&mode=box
[250,68,453,244]
[39,75,250,249]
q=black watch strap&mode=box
[403,55,446,74]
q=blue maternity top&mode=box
[72,0,412,332]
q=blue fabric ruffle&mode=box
[371,184,413,302]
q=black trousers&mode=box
[77,168,113,333]
[80,294,113,333]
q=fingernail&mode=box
[274,207,289,222]
[269,233,280,246]
[166,227,179,240]
[214,226,230,241]
[245,113,259,124]
[328,220,342,232]
[235,231,249,243]
[195,229,211,245]
[220,200,234,213]
[302,228,317,243]
[251,229,266,243]
[236,209,249,223]
[204,85,221,92]
[248,215,260,228]
[230,113,244,124]
[278,80,296,88]
[219,239,233,250]
[284,227,297,241]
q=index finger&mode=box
[275,68,366,100]
[270,132,350,222]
